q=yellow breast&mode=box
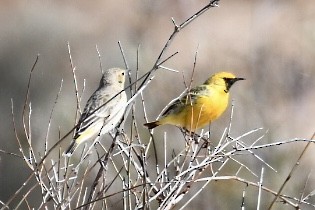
[183,90,229,131]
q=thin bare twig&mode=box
[257,167,264,210]
[138,0,219,92]
[67,42,82,116]
[95,45,104,74]
[22,54,39,140]
[268,132,315,210]
[44,79,63,156]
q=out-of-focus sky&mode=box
[0,0,315,209]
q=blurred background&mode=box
[0,0,315,209]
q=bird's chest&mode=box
[184,93,229,127]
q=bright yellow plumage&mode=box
[144,72,244,132]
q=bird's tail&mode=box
[143,121,160,129]
[63,141,78,157]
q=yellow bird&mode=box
[144,72,244,132]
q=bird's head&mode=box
[100,68,127,87]
[204,71,245,93]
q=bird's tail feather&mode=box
[143,121,160,129]
[63,141,78,157]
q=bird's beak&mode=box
[235,77,245,82]
[224,77,245,92]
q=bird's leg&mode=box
[184,128,199,141]
[179,127,213,148]
[179,127,192,145]
[191,132,200,144]
[191,131,212,148]
[202,124,212,148]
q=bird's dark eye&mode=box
[122,72,125,76]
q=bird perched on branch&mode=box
[64,68,127,156]
[144,72,244,132]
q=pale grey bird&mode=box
[64,68,127,156]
